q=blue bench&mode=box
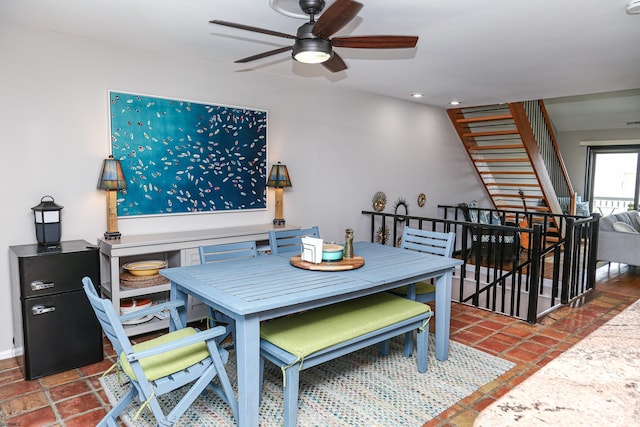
[259,292,432,427]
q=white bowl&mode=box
[120,298,152,315]
[123,260,167,276]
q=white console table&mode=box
[98,224,298,336]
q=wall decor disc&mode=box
[417,193,426,207]
[372,191,387,212]
[375,225,390,245]
[394,197,408,222]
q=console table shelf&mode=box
[98,223,298,336]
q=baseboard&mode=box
[0,347,22,360]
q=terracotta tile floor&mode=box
[0,263,638,427]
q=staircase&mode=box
[447,101,575,235]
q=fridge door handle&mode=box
[31,280,54,291]
[32,305,56,316]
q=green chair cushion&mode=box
[260,293,430,359]
[391,281,436,296]
[120,327,209,381]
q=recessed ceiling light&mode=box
[449,100,461,106]
[411,93,424,98]
[627,0,640,14]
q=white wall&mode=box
[0,21,483,357]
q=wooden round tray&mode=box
[290,255,365,271]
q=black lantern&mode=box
[31,196,63,246]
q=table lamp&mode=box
[266,162,292,226]
[98,155,127,240]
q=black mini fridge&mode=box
[9,240,103,380]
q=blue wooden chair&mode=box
[393,226,456,303]
[199,240,258,264]
[391,227,455,356]
[82,277,238,427]
[198,241,258,345]
[268,226,320,255]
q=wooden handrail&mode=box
[509,102,564,217]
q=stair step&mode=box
[473,158,530,163]
[491,193,544,199]
[485,183,541,187]
[478,171,535,175]
[463,129,520,138]
[505,221,559,234]
[498,204,551,212]
[504,212,553,219]
[468,144,524,151]
[456,114,513,124]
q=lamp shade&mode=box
[267,162,292,188]
[97,155,127,190]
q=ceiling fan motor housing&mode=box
[293,21,332,63]
[299,0,325,15]
[296,21,317,39]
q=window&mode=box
[585,146,640,215]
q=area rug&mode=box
[100,336,514,426]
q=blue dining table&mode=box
[161,241,463,427]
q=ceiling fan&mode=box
[210,0,418,73]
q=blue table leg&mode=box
[435,269,453,361]
[169,283,188,332]
[234,314,261,427]
[404,283,417,356]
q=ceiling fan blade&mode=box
[322,52,348,73]
[210,20,296,40]
[332,35,419,49]
[312,0,363,39]
[234,46,293,63]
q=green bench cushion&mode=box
[391,281,436,296]
[119,327,209,381]
[260,293,430,359]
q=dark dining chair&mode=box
[458,202,516,261]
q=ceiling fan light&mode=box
[292,38,331,64]
[294,50,331,64]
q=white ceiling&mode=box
[2,0,640,132]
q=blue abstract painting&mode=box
[109,92,267,216]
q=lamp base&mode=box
[104,231,122,240]
[273,218,286,227]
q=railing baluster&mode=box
[362,205,599,323]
